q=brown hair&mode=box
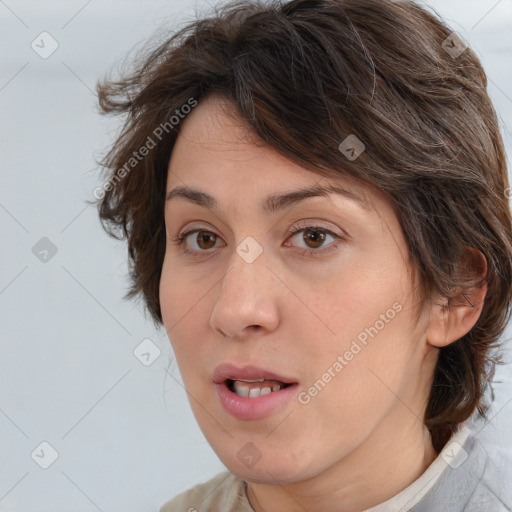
[94,0,512,452]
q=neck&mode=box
[246,416,438,512]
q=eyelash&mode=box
[170,221,344,258]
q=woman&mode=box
[94,0,512,510]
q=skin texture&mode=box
[159,95,486,512]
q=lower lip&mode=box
[215,382,298,420]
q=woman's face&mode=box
[160,95,438,484]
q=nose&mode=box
[209,249,280,340]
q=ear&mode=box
[426,248,487,348]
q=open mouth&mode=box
[226,378,294,398]
[214,365,298,419]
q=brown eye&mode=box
[173,229,223,256]
[286,223,343,256]
[302,228,327,249]
[195,231,217,250]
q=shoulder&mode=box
[466,442,512,511]
[159,471,254,512]
[413,414,512,512]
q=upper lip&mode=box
[213,363,297,384]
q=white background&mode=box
[1,1,511,511]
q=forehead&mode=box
[167,95,383,211]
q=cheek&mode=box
[294,261,417,411]
[304,257,410,350]
[160,252,208,324]
[159,260,205,366]
[159,262,180,334]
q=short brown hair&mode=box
[95,0,512,451]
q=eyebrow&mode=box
[166,183,370,214]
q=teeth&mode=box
[249,388,261,398]
[232,380,282,398]
[235,384,250,398]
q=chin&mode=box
[230,465,306,485]
[219,448,318,485]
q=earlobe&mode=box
[426,249,488,348]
